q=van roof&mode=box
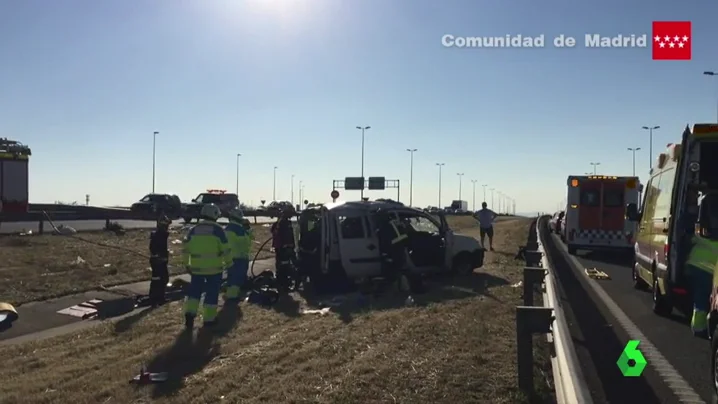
[324,200,417,213]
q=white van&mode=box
[298,200,485,289]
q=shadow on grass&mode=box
[298,271,509,324]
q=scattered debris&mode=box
[511,281,523,288]
[18,229,32,236]
[130,366,168,385]
[171,239,183,245]
[301,307,331,315]
[585,267,610,280]
[53,225,77,235]
[103,263,111,268]
[71,256,86,265]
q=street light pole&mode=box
[498,192,503,214]
[240,153,242,199]
[152,131,159,193]
[704,71,718,121]
[641,125,660,169]
[590,162,600,174]
[298,180,303,206]
[291,174,295,206]
[436,163,445,207]
[457,173,464,200]
[273,166,278,201]
[356,126,371,200]
[482,184,487,203]
[406,148,417,206]
[490,188,495,210]
[627,147,641,176]
[471,180,477,211]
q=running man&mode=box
[474,202,498,251]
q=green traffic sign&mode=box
[617,340,647,377]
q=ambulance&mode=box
[0,138,31,214]
[563,175,641,255]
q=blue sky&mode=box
[1,0,716,214]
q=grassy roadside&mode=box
[0,217,554,404]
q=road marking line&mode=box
[552,234,706,404]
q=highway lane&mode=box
[0,217,275,234]
[551,233,713,403]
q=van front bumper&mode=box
[472,249,485,269]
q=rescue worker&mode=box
[181,203,231,328]
[224,208,251,300]
[376,210,420,291]
[148,215,171,306]
[691,191,718,337]
[272,205,297,292]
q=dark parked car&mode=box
[182,190,239,223]
[130,194,184,219]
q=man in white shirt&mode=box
[474,202,497,251]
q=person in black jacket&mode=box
[148,215,171,306]
[272,206,297,292]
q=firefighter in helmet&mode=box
[272,205,297,292]
[148,215,171,306]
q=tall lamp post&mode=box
[590,162,600,174]
[627,147,641,176]
[291,174,295,206]
[482,184,488,204]
[406,148,417,206]
[471,180,477,211]
[436,163,445,207]
[273,166,278,201]
[641,125,660,169]
[457,173,465,200]
[490,188,495,210]
[152,131,159,192]
[356,126,371,199]
[240,153,242,199]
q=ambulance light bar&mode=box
[586,176,618,180]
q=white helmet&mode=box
[200,203,221,221]
[228,207,244,223]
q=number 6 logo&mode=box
[617,340,647,377]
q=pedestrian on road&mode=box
[474,202,498,251]
[181,204,231,329]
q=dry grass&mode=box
[0,217,553,404]
[0,224,275,305]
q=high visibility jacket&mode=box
[181,220,230,275]
[225,221,251,260]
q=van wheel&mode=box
[652,276,673,316]
[632,263,647,290]
[452,254,474,275]
[567,245,577,255]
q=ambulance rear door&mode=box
[578,179,602,235]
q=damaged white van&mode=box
[297,200,485,291]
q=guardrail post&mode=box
[524,250,543,267]
[523,267,546,306]
[516,306,554,396]
[38,218,44,235]
[105,219,111,230]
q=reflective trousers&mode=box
[184,273,223,323]
[691,268,712,335]
[226,258,249,299]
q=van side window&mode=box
[338,216,365,239]
[654,168,675,220]
[580,189,600,206]
[641,175,660,228]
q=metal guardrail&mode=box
[536,215,593,404]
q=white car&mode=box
[297,200,485,291]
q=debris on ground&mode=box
[585,267,610,280]
[53,225,77,235]
[71,256,86,265]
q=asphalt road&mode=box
[548,231,713,403]
[0,217,275,234]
